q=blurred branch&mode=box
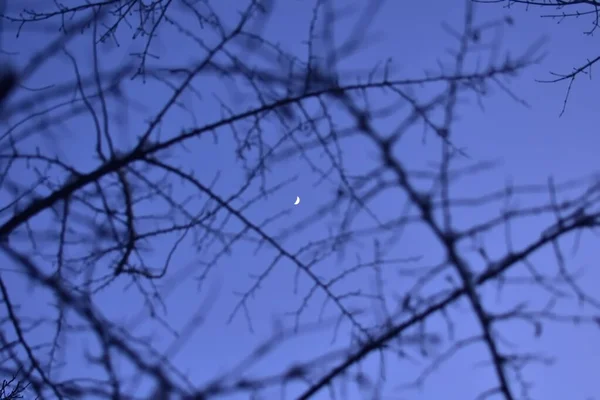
[0,0,597,399]
[474,0,600,115]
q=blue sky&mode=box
[0,0,599,399]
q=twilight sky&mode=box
[0,1,599,399]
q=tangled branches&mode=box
[475,0,600,115]
[0,0,598,399]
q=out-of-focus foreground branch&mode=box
[474,0,600,115]
[0,1,598,399]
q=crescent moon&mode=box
[294,196,300,205]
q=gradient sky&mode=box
[0,0,599,399]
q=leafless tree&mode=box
[0,371,29,399]
[0,0,598,399]
[474,0,600,115]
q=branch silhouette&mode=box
[475,0,600,115]
[0,1,597,399]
